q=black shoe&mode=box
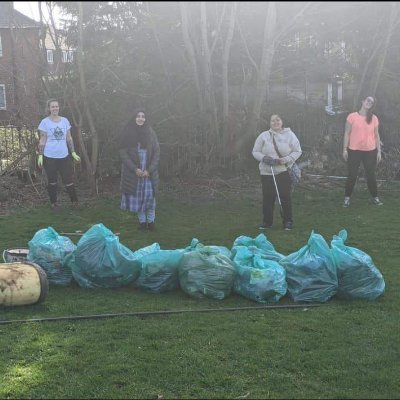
[147,222,156,231]
[138,222,147,231]
[51,203,61,214]
[259,222,272,229]
[283,222,293,231]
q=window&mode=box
[0,85,6,110]
[0,34,2,57]
[62,50,74,63]
[47,49,54,64]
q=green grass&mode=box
[0,181,399,399]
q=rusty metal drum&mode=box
[0,262,49,306]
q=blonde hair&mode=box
[46,98,59,114]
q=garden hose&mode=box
[0,303,323,325]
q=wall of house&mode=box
[0,27,41,126]
[45,48,74,76]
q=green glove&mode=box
[37,154,43,168]
[71,152,81,162]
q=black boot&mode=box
[138,222,147,231]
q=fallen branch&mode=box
[0,149,36,176]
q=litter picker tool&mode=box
[270,165,284,220]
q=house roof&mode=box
[0,2,42,28]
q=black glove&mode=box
[263,156,279,166]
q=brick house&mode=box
[0,2,42,126]
[45,26,75,76]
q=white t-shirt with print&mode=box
[38,117,71,158]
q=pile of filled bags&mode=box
[26,224,385,303]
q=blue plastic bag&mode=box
[179,246,236,300]
[331,230,385,300]
[280,231,338,302]
[27,227,75,286]
[233,246,287,303]
[135,250,184,293]
[65,223,144,288]
[231,233,284,262]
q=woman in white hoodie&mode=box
[252,114,302,230]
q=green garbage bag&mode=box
[179,246,236,300]
[331,229,385,300]
[231,233,284,262]
[185,238,231,259]
[233,246,287,303]
[131,242,162,272]
[66,223,145,288]
[135,250,184,293]
[280,231,338,302]
[27,227,75,286]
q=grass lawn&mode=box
[0,180,399,399]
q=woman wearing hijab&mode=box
[119,109,160,230]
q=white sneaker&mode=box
[371,197,383,206]
[343,197,350,208]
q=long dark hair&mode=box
[362,96,375,124]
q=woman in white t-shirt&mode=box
[37,99,81,211]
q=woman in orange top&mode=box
[342,96,382,207]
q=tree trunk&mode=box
[179,2,204,113]
[352,18,384,109]
[200,1,220,162]
[8,5,21,124]
[77,2,98,195]
[222,2,237,123]
[147,2,175,108]
[370,3,398,96]
[245,2,277,142]
[221,2,237,165]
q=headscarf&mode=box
[119,108,151,149]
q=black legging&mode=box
[261,171,292,226]
[345,149,378,198]
[43,155,78,204]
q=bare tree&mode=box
[370,2,398,96]
[76,1,98,194]
[179,2,204,113]
[221,2,237,124]
[245,2,277,141]
[200,2,220,149]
